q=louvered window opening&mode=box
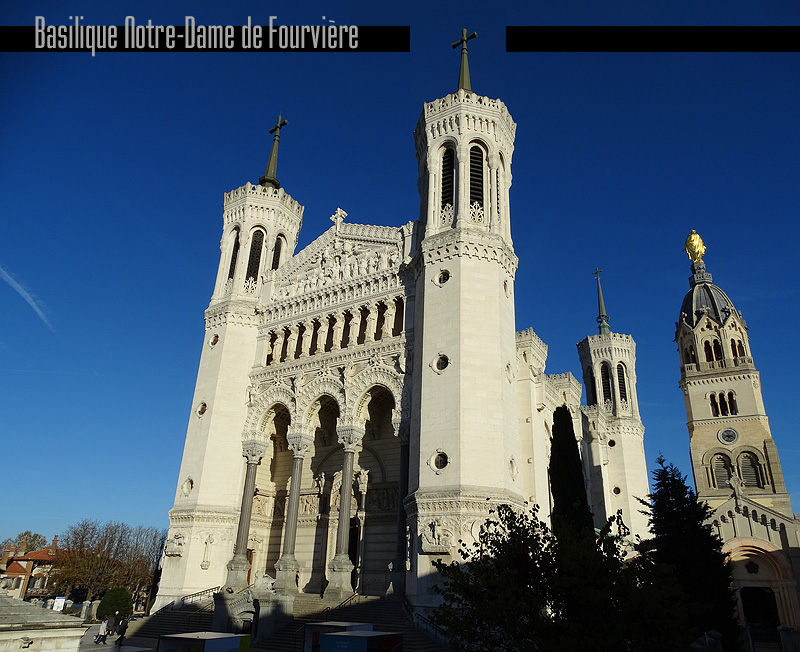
[246,230,265,281]
[617,364,627,403]
[227,232,240,280]
[469,146,483,207]
[601,364,612,403]
[441,149,455,211]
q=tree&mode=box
[50,520,165,603]
[97,587,134,620]
[548,405,593,534]
[638,458,739,650]
[432,505,688,652]
[2,531,48,552]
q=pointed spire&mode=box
[259,114,288,189]
[593,268,610,335]
[451,28,477,92]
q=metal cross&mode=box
[270,114,288,136]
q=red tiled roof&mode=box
[4,561,26,574]
[20,548,54,561]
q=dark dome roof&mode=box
[678,261,737,328]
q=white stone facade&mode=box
[156,84,651,613]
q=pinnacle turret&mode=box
[451,28,477,92]
[593,268,610,335]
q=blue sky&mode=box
[2,1,799,542]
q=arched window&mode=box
[712,454,733,489]
[227,229,240,280]
[586,368,597,405]
[704,341,714,362]
[616,363,628,403]
[718,393,729,416]
[246,229,265,282]
[728,392,738,415]
[713,339,723,361]
[737,340,745,357]
[469,145,484,209]
[271,235,285,270]
[739,453,763,488]
[441,148,455,218]
[710,394,719,417]
[600,363,612,404]
[730,339,738,359]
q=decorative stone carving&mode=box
[440,203,454,225]
[420,518,455,553]
[242,440,269,464]
[164,532,185,557]
[200,534,214,570]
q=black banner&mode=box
[506,26,798,52]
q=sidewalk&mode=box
[78,624,156,652]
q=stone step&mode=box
[125,604,214,640]
[254,593,449,652]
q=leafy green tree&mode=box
[638,458,739,650]
[432,505,688,652]
[2,531,48,552]
[97,587,133,621]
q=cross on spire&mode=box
[260,114,289,189]
[593,268,610,335]
[451,28,477,92]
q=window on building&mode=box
[737,340,745,357]
[601,363,612,404]
[441,148,455,213]
[271,235,285,270]
[739,453,763,488]
[586,368,597,405]
[712,454,733,489]
[227,230,240,280]
[246,229,265,282]
[704,341,714,362]
[713,339,723,361]
[718,393,729,416]
[710,394,719,417]
[728,392,738,415]
[469,145,484,209]
[617,363,628,403]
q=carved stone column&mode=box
[389,413,410,597]
[274,429,313,593]
[224,435,269,589]
[325,425,364,598]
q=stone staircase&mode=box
[124,600,214,640]
[254,593,450,652]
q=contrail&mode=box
[0,265,56,333]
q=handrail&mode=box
[290,591,362,652]
[181,586,221,606]
[403,595,449,647]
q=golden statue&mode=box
[683,229,706,262]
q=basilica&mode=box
[154,46,799,632]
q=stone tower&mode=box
[405,31,524,608]
[577,271,649,539]
[675,242,791,515]
[675,231,800,629]
[157,121,304,607]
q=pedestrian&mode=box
[106,612,116,635]
[115,617,128,647]
[94,619,108,644]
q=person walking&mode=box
[114,617,128,647]
[94,619,108,644]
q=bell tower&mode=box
[676,231,792,516]
[406,31,522,608]
[577,270,649,539]
[157,118,304,609]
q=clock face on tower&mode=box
[718,428,739,445]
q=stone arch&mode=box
[298,378,345,430]
[347,367,402,425]
[242,388,296,433]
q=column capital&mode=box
[241,435,269,464]
[286,429,314,458]
[337,425,365,453]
